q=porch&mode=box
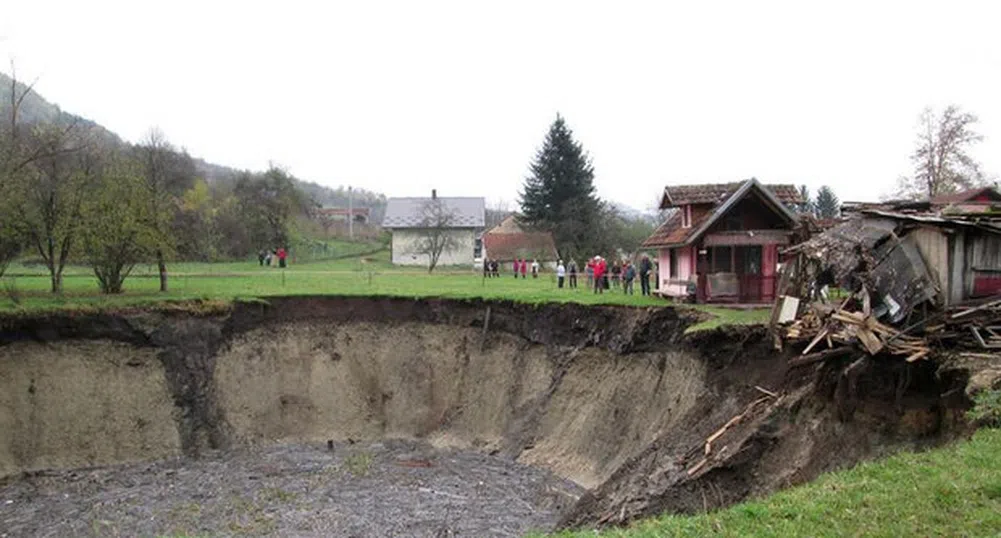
[696,231,785,304]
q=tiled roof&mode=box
[930,187,1001,204]
[662,182,802,207]
[641,209,716,248]
[317,207,370,216]
[483,231,558,261]
[383,197,485,228]
[644,179,799,248]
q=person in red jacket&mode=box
[593,256,606,294]
[277,247,288,268]
[519,259,528,279]
[512,259,519,278]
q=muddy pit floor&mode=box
[0,440,584,538]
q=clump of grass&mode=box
[3,277,21,306]
[259,486,299,503]
[968,388,1001,428]
[345,451,374,477]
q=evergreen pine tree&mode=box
[815,185,840,218]
[519,115,603,258]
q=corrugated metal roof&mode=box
[383,197,485,228]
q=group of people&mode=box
[551,254,655,295]
[482,258,541,278]
[258,247,288,268]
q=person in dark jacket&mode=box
[568,259,578,289]
[639,255,652,296]
[623,262,636,295]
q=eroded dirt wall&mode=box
[0,341,182,477]
[215,321,705,487]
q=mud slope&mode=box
[0,296,982,529]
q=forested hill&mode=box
[0,72,387,220]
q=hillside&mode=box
[0,72,387,222]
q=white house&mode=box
[383,191,486,267]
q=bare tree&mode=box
[412,197,460,273]
[18,124,95,293]
[136,128,181,292]
[897,105,985,199]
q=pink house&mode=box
[642,179,803,303]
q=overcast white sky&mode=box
[2,1,999,211]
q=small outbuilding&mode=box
[482,216,559,266]
[642,178,803,303]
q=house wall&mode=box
[391,228,479,267]
[910,226,950,305]
[964,231,1001,298]
[658,247,694,297]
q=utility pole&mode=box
[348,186,354,241]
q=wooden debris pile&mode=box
[782,297,931,364]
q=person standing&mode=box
[492,259,499,277]
[593,256,606,294]
[568,259,578,289]
[611,261,621,289]
[265,250,273,266]
[513,259,520,278]
[258,250,266,266]
[585,259,594,289]
[556,260,566,289]
[531,259,539,279]
[639,254,652,296]
[520,259,528,279]
[623,261,636,295]
[483,258,490,279]
[277,247,288,268]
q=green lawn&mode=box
[0,252,772,329]
[543,427,1001,538]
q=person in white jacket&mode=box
[556,260,566,289]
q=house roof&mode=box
[643,179,799,248]
[482,215,558,260]
[317,207,371,217]
[483,232,558,261]
[660,181,802,208]
[931,187,1001,204]
[383,197,485,228]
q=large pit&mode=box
[0,297,977,537]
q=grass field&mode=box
[541,427,1001,538]
[0,251,770,331]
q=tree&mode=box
[411,196,460,273]
[797,185,816,215]
[18,123,96,293]
[81,156,159,293]
[519,115,603,259]
[234,165,310,254]
[897,106,985,199]
[135,129,195,292]
[815,186,840,219]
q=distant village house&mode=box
[316,207,371,224]
[383,192,485,266]
[482,216,558,267]
[643,178,803,303]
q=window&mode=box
[669,249,678,279]
[474,237,483,258]
[712,246,733,273]
[681,205,692,228]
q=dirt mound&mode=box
[0,296,985,534]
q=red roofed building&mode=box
[482,216,558,264]
[643,179,803,303]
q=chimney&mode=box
[432,189,437,200]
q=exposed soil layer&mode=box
[0,296,989,535]
[0,439,582,538]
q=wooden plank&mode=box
[857,327,884,355]
[801,327,830,355]
[787,347,854,368]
